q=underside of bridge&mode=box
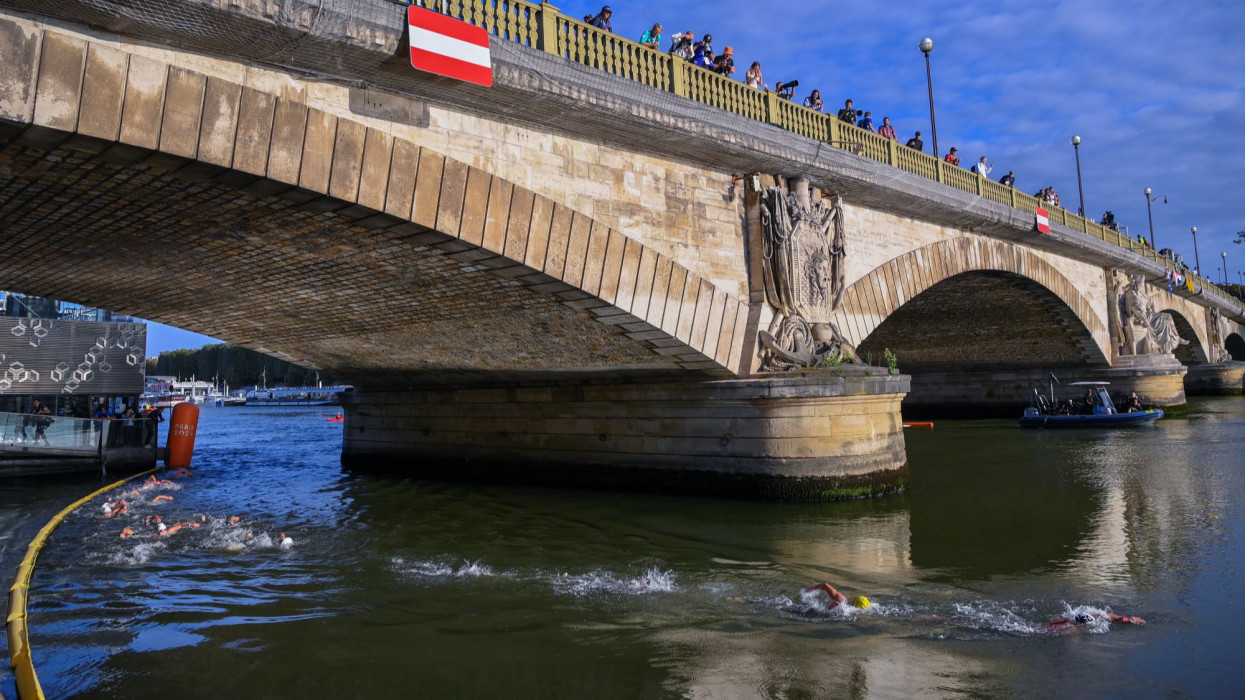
[1230,334,1245,361]
[0,133,686,388]
[856,271,1105,373]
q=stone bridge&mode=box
[0,1,1241,498]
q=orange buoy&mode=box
[166,402,200,469]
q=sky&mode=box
[565,0,1244,276]
[149,0,1243,353]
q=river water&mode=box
[2,398,1243,698]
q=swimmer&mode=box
[145,515,162,525]
[228,516,241,525]
[172,468,191,478]
[151,495,174,504]
[144,475,172,487]
[1041,611,1145,632]
[159,521,202,537]
[278,532,294,549]
[101,500,128,517]
[119,528,135,539]
[802,582,872,611]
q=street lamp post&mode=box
[919,38,939,159]
[1144,188,1167,251]
[1222,252,1229,285]
[1190,226,1202,277]
[1071,136,1085,217]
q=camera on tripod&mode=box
[775,79,799,100]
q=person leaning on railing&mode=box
[712,47,736,76]
[836,99,858,125]
[999,170,1016,188]
[639,23,661,49]
[803,90,823,112]
[668,30,694,61]
[745,61,767,90]
[905,131,924,152]
[877,117,896,140]
[588,5,613,32]
[691,34,715,68]
[944,147,961,166]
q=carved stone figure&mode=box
[756,180,857,371]
[1120,274,1187,355]
[1207,307,1231,363]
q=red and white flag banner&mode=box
[1035,207,1050,234]
[408,6,492,87]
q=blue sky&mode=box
[565,0,1244,278]
[149,0,1243,353]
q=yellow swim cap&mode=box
[851,595,871,610]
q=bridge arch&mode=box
[832,238,1111,370]
[1158,308,1208,364]
[0,19,747,382]
[1227,333,1245,362]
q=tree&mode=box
[1235,229,1245,245]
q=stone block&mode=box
[117,54,167,150]
[33,32,85,132]
[579,221,610,297]
[159,66,206,159]
[561,211,592,288]
[357,127,394,212]
[524,195,555,270]
[543,203,573,279]
[503,185,535,262]
[457,165,492,245]
[235,87,278,177]
[78,43,127,141]
[383,138,420,219]
[267,98,308,184]
[481,176,513,253]
[0,17,41,124]
[297,107,336,192]
[328,118,367,203]
[197,77,242,168]
[411,147,445,228]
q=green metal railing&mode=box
[400,0,1238,309]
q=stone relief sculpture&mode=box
[1207,307,1231,363]
[756,180,858,371]
[1119,274,1187,355]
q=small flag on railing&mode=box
[1035,207,1050,234]
[407,5,492,87]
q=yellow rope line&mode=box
[6,465,165,700]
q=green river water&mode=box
[1,397,1242,698]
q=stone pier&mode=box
[1184,363,1245,396]
[901,365,1188,419]
[341,371,910,501]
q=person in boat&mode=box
[1125,392,1143,413]
[802,582,871,611]
[1080,388,1097,415]
[1040,611,1144,632]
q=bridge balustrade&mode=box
[393,0,1233,305]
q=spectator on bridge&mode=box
[944,147,961,166]
[858,111,876,132]
[691,34,714,68]
[803,90,823,112]
[877,117,897,140]
[905,131,924,151]
[588,5,613,32]
[745,62,767,89]
[639,23,662,49]
[669,31,694,60]
[775,81,797,100]
[712,46,736,76]
[999,170,1016,187]
[971,156,993,177]
[836,99,859,125]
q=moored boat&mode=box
[1019,381,1163,428]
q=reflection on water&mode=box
[1,399,1243,698]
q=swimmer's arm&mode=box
[802,582,847,605]
[1105,613,1145,625]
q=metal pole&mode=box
[1073,142,1085,217]
[1145,196,1155,251]
[1223,254,1229,285]
[923,49,938,159]
[1191,227,1201,276]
